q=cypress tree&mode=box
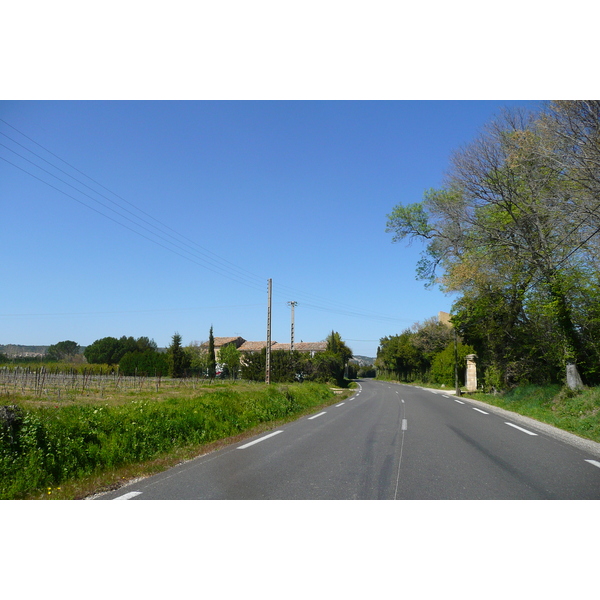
[168,332,189,378]
[207,326,216,380]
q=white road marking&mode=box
[401,419,408,431]
[114,491,142,500]
[401,399,405,403]
[443,395,450,398]
[505,422,538,436]
[237,430,283,449]
[336,402,345,407]
[472,407,489,414]
[308,412,326,420]
[454,399,465,404]
[585,459,600,469]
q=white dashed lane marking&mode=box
[308,412,327,420]
[113,491,142,500]
[237,430,283,449]
[505,422,537,436]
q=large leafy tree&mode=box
[85,335,158,365]
[219,344,241,380]
[387,105,600,388]
[46,340,80,362]
[84,337,124,364]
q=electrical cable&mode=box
[1,118,409,325]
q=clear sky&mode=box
[0,100,543,357]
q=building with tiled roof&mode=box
[200,337,245,351]
[238,341,275,354]
[203,336,328,357]
[272,342,327,356]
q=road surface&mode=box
[96,379,600,500]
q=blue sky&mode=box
[0,100,543,357]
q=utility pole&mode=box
[266,278,272,384]
[287,301,297,352]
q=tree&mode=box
[207,327,216,380]
[84,336,158,365]
[167,332,190,378]
[411,317,454,362]
[46,340,80,362]
[386,107,599,388]
[219,344,241,380]
[186,341,209,377]
[119,349,169,376]
[325,331,353,385]
[376,331,425,381]
[429,341,474,387]
[84,337,124,364]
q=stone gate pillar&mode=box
[465,354,477,392]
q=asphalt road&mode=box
[96,379,600,500]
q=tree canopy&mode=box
[386,101,600,389]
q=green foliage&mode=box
[119,349,169,377]
[429,341,474,387]
[466,383,600,442]
[0,382,335,499]
[218,344,241,380]
[84,336,155,365]
[167,332,190,378]
[46,340,80,362]
[386,104,600,388]
[207,327,216,380]
[376,330,426,382]
[325,331,353,385]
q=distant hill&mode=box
[0,344,49,357]
[350,355,375,367]
[0,344,90,358]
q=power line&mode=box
[0,118,410,325]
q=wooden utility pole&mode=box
[288,301,297,352]
[266,278,272,384]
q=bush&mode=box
[0,383,335,499]
[119,350,169,377]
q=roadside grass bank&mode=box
[0,381,351,500]
[463,384,600,443]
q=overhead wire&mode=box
[0,118,408,325]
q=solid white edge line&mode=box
[308,412,326,420]
[114,491,142,500]
[472,407,489,414]
[584,459,600,469]
[237,430,283,449]
[505,422,538,436]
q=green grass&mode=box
[464,384,600,443]
[0,381,348,500]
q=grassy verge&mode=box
[463,384,600,443]
[0,381,352,500]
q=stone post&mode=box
[465,354,477,392]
